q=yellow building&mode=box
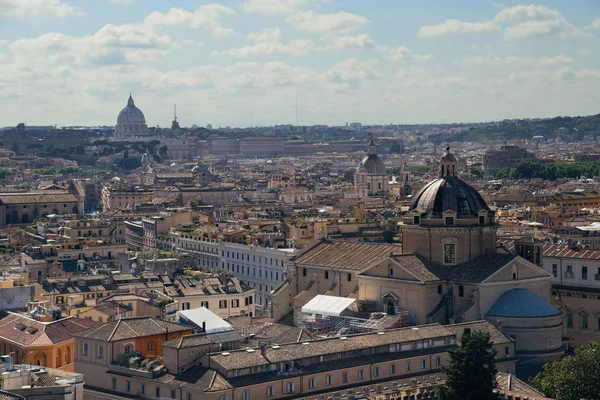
[0,312,99,371]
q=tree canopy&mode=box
[490,160,600,181]
[439,328,499,400]
[531,342,600,400]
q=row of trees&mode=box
[489,160,600,181]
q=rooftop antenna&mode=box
[174,104,177,122]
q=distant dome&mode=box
[487,288,560,318]
[358,155,386,174]
[117,95,146,125]
[357,136,386,174]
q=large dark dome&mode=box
[409,176,491,218]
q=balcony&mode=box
[109,354,165,379]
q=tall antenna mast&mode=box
[295,91,298,126]
[174,104,177,121]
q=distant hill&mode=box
[429,114,600,144]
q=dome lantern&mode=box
[439,146,457,178]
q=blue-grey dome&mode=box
[486,288,560,318]
[117,95,146,125]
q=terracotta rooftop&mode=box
[72,317,191,342]
[293,240,402,270]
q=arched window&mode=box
[65,346,71,364]
[580,312,589,330]
[56,348,62,367]
[124,344,134,355]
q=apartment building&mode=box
[220,241,294,309]
[542,244,600,345]
[74,320,514,400]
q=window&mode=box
[186,394,192,400]
[124,344,133,355]
[82,343,88,356]
[148,341,155,352]
[232,299,240,308]
[597,315,600,331]
[357,369,364,380]
[98,345,104,359]
[582,266,588,280]
[171,390,176,399]
[552,264,558,277]
[389,268,394,276]
[219,300,227,309]
[326,375,333,385]
[141,384,145,395]
[413,215,420,225]
[479,215,485,224]
[436,356,441,366]
[405,361,411,372]
[219,396,229,400]
[445,216,454,226]
[444,243,456,264]
[156,388,160,398]
[505,346,510,357]
[342,372,349,383]
[347,273,352,282]
[111,378,116,389]
[267,386,275,396]
[581,312,589,330]
[567,310,573,328]
[373,367,380,377]
[286,382,295,393]
[308,378,316,389]
[390,363,396,374]
[201,301,209,308]
[324,271,329,279]
[303,268,307,276]
[421,359,428,369]
[458,285,464,298]
[126,381,131,393]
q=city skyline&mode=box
[0,0,599,127]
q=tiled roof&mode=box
[293,240,401,270]
[210,324,452,371]
[444,320,513,345]
[226,316,311,344]
[498,238,600,261]
[72,317,191,342]
[0,192,77,205]
[0,313,99,348]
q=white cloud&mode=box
[9,24,176,67]
[212,38,317,57]
[418,19,497,37]
[580,48,592,56]
[143,4,236,37]
[286,10,368,34]
[386,46,433,61]
[587,17,600,29]
[462,54,574,67]
[419,4,583,40]
[403,76,470,88]
[247,27,282,43]
[109,0,135,5]
[323,34,376,49]
[241,0,325,16]
[0,0,83,17]
[324,58,380,88]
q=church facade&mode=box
[272,148,563,370]
[354,137,389,197]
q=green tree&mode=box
[531,342,600,400]
[439,328,499,400]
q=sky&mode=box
[0,0,599,128]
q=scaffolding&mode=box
[299,295,409,335]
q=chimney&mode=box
[20,253,26,272]
[260,344,267,358]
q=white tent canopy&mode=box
[301,295,356,317]
[178,307,232,333]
